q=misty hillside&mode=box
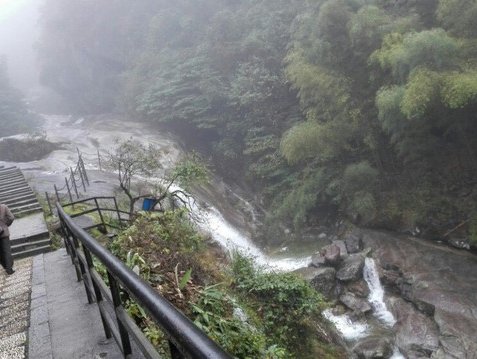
[36,0,477,244]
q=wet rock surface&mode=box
[336,254,365,281]
[358,229,477,359]
[294,266,338,300]
[387,297,439,358]
[352,336,393,359]
[339,292,371,315]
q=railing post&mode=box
[70,167,80,199]
[169,342,185,359]
[80,154,90,186]
[94,198,106,232]
[113,197,122,226]
[65,177,73,205]
[54,184,60,203]
[107,272,132,357]
[78,163,87,192]
[45,192,52,215]
[82,244,112,339]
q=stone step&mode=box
[11,231,50,246]
[11,238,52,254]
[3,197,38,209]
[12,245,52,260]
[11,203,43,214]
[0,183,30,192]
[0,170,21,179]
[0,187,33,198]
[0,176,25,186]
[0,192,36,203]
[12,207,43,218]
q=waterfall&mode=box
[363,257,396,327]
[170,185,312,271]
[322,309,369,340]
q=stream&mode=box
[2,114,477,358]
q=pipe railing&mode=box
[57,203,232,359]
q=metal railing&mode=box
[62,196,130,231]
[57,203,232,359]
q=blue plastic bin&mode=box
[142,198,155,211]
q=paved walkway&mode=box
[29,249,122,359]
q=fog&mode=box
[0,0,43,93]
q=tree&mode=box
[105,138,208,216]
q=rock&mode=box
[347,280,370,298]
[345,233,364,254]
[318,232,327,239]
[447,236,470,250]
[336,254,365,282]
[322,244,341,266]
[332,240,348,258]
[294,267,338,299]
[339,292,371,314]
[352,337,393,359]
[310,253,326,267]
[388,297,439,358]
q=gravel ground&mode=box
[0,257,33,359]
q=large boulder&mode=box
[310,253,326,267]
[347,280,370,298]
[339,292,371,315]
[352,337,393,359]
[323,244,341,266]
[333,240,348,258]
[294,266,338,299]
[388,297,439,358]
[336,254,365,282]
[345,233,364,254]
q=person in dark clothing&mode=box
[0,203,15,275]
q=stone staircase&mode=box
[0,166,42,217]
[0,166,51,259]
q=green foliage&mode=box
[372,29,459,81]
[437,0,477,37]
[231,254,324,351]
[192,284,279,358]
[441,69,477,108]
[401,68,442,119]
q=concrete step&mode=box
[12,244,52,260]
[0,192,36,203]
[12,238,52,254]
[11,203,43,214]
[12,208,43,218]
[0,170,21,179]
[3,197,38,209]
[11,231,50,246]
[0,183,30,192]
[0,175,25,186]
[0,187,33,197]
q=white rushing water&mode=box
[169,184,311,272]
[322,309,369,340]
[363,257,396,327]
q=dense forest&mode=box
[37,0,477,244]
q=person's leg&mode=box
[0,236,14,274]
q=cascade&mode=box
[363,257,396,326]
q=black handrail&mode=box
[57,203,232,359]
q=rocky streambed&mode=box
[294,230,477,358]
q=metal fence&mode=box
[57,203,231,359]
